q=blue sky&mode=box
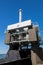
[0,0,43,54]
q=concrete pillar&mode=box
[31,44,43,65]
[31,50,37,65]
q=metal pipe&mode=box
[19,9,22,23]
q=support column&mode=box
[31,50,37,65]
[31,44,43,65]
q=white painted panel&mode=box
[7,20,32,30]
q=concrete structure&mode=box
[4,9,43,65]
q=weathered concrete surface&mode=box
[31,46,43,65]
[6,50,21,61]
[37,64,43,65]
[0,50,31,65]
[0,50,21,64]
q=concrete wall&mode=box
[5,32,10,44]
[29,27,38,42]
[31,47,43,65]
